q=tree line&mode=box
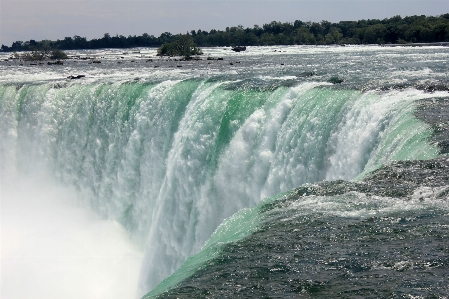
[2,13,449,52]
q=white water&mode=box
[1,171,144,299]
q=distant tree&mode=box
[364,24,388,44]
[432,22,449,41]
[2,12,449,52]
[309,22,323,38]
[253,25,263,37]
[294,27,315,44]
[11,41,24,51]
[321,20,332,36]
[294,20,305,29]
[61,37,74,49]
[325,27,342,44]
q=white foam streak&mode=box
[283,190,449,220]
[325,90,399,181]
[139,82,227,291]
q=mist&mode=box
[1,172,144,299]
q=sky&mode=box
[1,0,448,46]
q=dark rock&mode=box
[297,71,317,78]
[92,60,101,64]
[232,46,246,52]
[419,84,449,93]
[207,57,222,61]
[328,76,344,84]
[67,75,85,79]
[48,60,63,65]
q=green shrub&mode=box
[158,35,202,58]
[19,48,68,61]
[50,49,68,60]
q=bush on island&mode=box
[157,35,202,59]
[50,49,68,60]
[17,45,68,61]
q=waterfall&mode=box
[0,79,440,295]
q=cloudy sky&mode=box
[1,0,448,46]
